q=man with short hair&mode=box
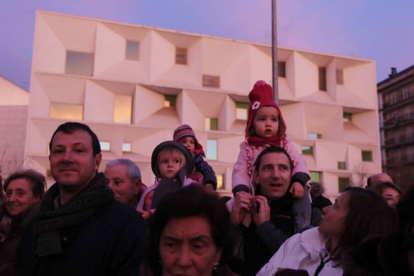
[105,158,145,208]
[19,122,147,276]
[229,146,318,276]
[366,173,394,188]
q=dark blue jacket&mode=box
[194,153,217,188]
[18,200,147,276]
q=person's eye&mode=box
[52,149,64,154]
[173,159,180,164]
[75,148,86,153]
[165,242,178,250]
[280,166,288,171]
[272,117,278,122]
[5,191,12,197]
[17,191,25,196]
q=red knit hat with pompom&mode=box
[245,80,286,140]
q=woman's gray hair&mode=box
[105,158,141,181]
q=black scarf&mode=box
[151,168,187,209]
[33,173,114,257]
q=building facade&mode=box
[26,11,381,197]
[378,66,414,192]
[0,76,29,179]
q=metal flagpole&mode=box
[271,0,279,103]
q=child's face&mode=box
[179,136,195,153]
[158,150,185,179]
[252,106,279,139]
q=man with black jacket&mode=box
[19,122,147,276]
[229,146,319,276]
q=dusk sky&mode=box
[1,0,413,91]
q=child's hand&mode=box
[290,182,304,199]
[137,210,151,220]
[231,192,253,226]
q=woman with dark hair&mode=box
[257,188,398,276]
[145,184,234,276]
[0,169,46,276]
[343,186,414,275]
[371,181,402,209]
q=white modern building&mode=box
[25,11,381,197]
[0,76,29,179]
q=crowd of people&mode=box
[0,80,412,276]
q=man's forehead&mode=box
[51,129,93,147]
[261,152,290,165]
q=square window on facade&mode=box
[362,151,373,162]
[50,103,83,120]
[205,118,218,131]
[126,40,140,61]
[202,75,220,88]
[343,112,352,122]
[302,146,313,155]
[206,139,218,160]
[216,174,225,190]
[122,143,132,152]
[319,67,327,91]
[336,69,344,85]
[338,177,350,192]
[114,95,132,124]
[308,133,322,139]
[164,95,177,108]
[175,48,187,65]
[278,61,286,78]
[337,161,347,170]
[65,51,94,76]
[310,171,321,182]
[100,141,111,151]
[236,102,249,120]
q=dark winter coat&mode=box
[0,202,40,276]
[194,153,217,188]
[18,173,148,276]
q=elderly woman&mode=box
[371,181,402,209]
[257,188,398,276]
[145,185,234,276]
[0,169,46,276]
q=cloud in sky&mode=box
[0,0,413,89]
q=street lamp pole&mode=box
[271,0,279,103]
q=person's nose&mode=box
[62,149,73,162]
[176,246,192,268]
[7,192,17,203]
[271,168,280,179]
[322,205,331,215]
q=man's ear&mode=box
[134,179,142,195]
[94,153,102,171]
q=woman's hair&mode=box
[333,187,398,260]
[370,182,402,197]
[146,185,234,275]
[3,169,46,199]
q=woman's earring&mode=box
[213,262,219,271]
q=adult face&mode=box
[49,129,101,190]
[382,187,401,209]
[5,178,40,216]
[105,164,140,207]
[159,216,222,276]
[253,152,291,200]
[318,192,350,238]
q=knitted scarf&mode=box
[33,173,114,257]
[247,135,283,148]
